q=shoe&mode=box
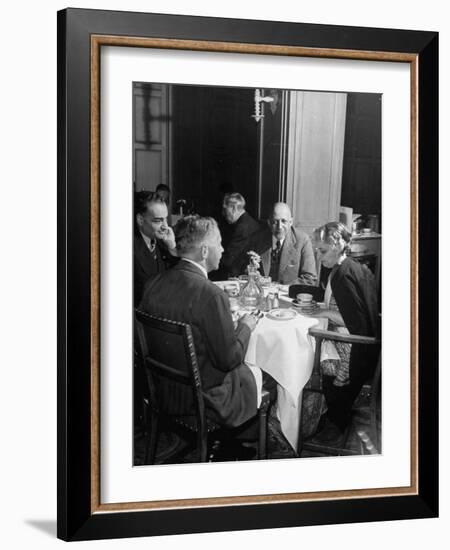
[315,412,329,434]
[309,419,346,448]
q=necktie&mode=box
[149,239,157,260]
[269,240,282,281]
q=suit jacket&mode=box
[252,226,317,285]
[331,258,378,338]
[216,211,261,279]
[134,231,173,306]
[138,260,258,427]
[331,257,380,380]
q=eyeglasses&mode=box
[270,218,290,225]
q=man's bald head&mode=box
[269,202,293,241]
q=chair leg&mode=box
[258,408,268,460]
[145,412,159,464]
[370,392,381,454]
[198,430,208,462]
[370,356,382,453]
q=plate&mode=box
[292,299,317,307]
[291,300,319,314]
[266,308,297,321]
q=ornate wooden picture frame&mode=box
[57,8,438,541]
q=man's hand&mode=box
[159,226,176,252]
[239,313,258,332]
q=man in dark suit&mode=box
[213,192,261,279]
[134,191,177,306]
[251,202,317,285]
[139,215,260,428]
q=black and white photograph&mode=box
[133,82,382,466]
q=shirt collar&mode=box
[140,231,156,251]
[272,236,285,249]
[233,210,245,223]
[181,258,208,279]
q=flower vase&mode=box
[240,266,263,310]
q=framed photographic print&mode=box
[57,8,438,541]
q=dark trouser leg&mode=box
[323,376,360,431]
[323,346,378,432]
[232,371,277,440]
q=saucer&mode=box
[292,299,317,307]
[292,299,318,314]
[266,308,297,321]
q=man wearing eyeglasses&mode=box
[251,202,317,285]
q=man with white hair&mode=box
[252,202,317,285]
[216,192,261,278]
[139,215,261,429]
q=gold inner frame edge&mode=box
[89,34,419,514]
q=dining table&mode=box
[215,281,327,452]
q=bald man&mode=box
[251,202,317,285]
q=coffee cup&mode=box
[297,293,313,303]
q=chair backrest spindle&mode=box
[135,310,204,419]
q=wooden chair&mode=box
[299,327,381,456]
[135,310,271,464]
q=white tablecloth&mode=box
[244,312,326,451]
